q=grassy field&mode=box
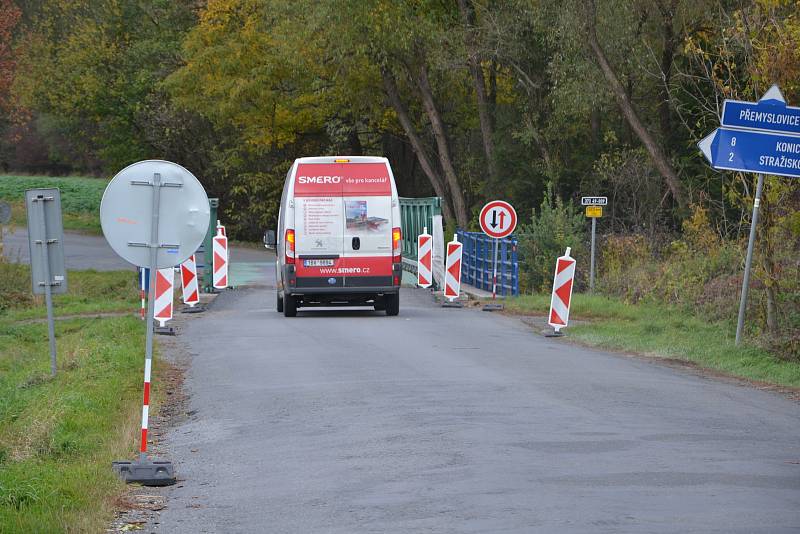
[0,263,167,532]
[505,293,800,389]
[0,175,107,234]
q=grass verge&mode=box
[1,263,139,319]
[0,175,107,234]
[505,293,800,389]
[0,265,167,532]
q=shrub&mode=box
[517,189,585,292]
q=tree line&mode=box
[0,0,794,226]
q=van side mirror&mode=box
[264,230,277,249]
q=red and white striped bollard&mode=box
[548,247,576,334]
[417,227,433,288]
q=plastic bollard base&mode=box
[153,325,176,336]
[112,458,176,487]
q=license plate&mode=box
[303,259,334,267]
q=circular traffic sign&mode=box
[479,200,517,239]
[100,160,210,269]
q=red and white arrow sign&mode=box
[154,267,174,327]
[180,254,200,307]
[479,200,517,239]
[417,227,433,288]
[212,229,228,289]
[548,247,576,331]
[444,235,463,301]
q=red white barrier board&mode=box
[548,247,576,332]
[444,235,463,301]
[417,227,432,288]
[154,267,174,327]
[180,254,200,307]
[212,230,228,289]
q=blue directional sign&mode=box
[721,85,800,136]
[698,127,800,179]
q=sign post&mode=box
[25,189,67,376]
[102,160,210,486]
[478,200,517,311]
[698,84,800,345]
[581,196,607,293]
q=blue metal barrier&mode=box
[457,230,519,296]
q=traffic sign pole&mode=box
[590,216,596,292]
[34,196,58,377]
[491,237,499,300]
[141,173,162,459]
[581,197,606,293]
[735,173,764,346]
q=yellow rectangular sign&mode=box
[585,206,603,218]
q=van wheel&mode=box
[384,293,399,316]
[373,297,385,311]
[276,291,284,313]
[283,293,297,317]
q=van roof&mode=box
[294,156,389,164]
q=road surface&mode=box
[2,227,268,284]
[152,257,800,533]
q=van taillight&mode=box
[285,229,295,264]
[392,227,402,263]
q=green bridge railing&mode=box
[399,197,442,265]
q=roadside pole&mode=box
[25,189,67,377]
[581,196,606,294]
[141,174,161,460]
[735,173,764,346]
[491,236,499,300]
[589,216,596,292]
[36,196,57,377]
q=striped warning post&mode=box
[154,267,174,327]
[548,247,576,332]
[444,234,463,301]
[180,254,200,307]
[417,227,432,288]
[212,228,228,289]
[140,356,152,452]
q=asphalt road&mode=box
[2,227,133,270]
[1,227,270,283]
[154,258,800,533]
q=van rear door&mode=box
[293,164,345,288]
[341,162,394,288]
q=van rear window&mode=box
[294,163,392,196]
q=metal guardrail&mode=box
[399,197,441,261]
[457,230,520,296]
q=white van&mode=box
[270,156,403,317]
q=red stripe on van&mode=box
[296,256,393,277]
[295,163,391,197]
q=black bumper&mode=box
[283,263,401,296]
